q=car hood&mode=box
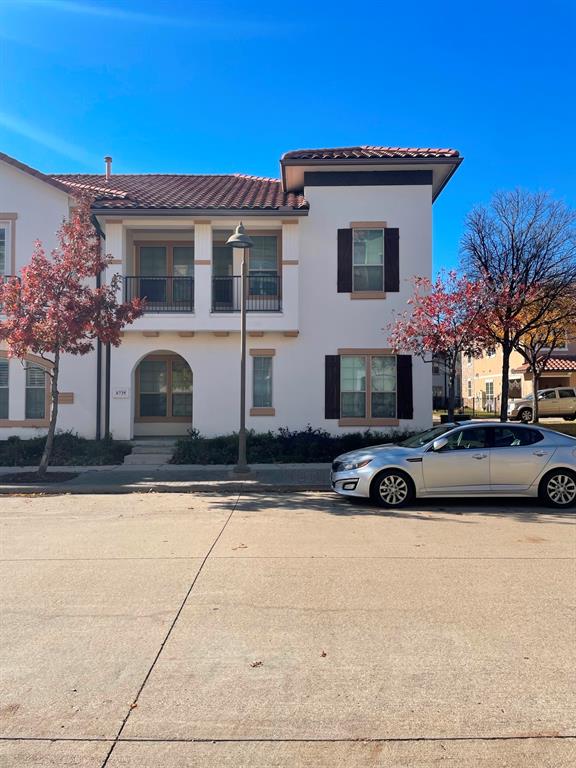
[335,444,419,462]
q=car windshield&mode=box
[397,424,456,448]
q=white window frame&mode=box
[352,227,385,293]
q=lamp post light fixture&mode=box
[226,222,254,474]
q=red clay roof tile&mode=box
[281,145,459,161]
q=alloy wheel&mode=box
[378,474,409,506]
[547,473,576,506]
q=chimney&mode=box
[104,156,112,181]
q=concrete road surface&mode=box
[0,492,574,767]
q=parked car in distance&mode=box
[331,422,576,508]
[508,387,576,422]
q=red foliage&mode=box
[0,197,143,361]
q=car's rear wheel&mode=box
[539,469,576,508]
[370,469,415,508]
[563,413,576,421]
[519,408,533,423]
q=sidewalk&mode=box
[0,463,332,494]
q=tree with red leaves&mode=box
[0,198,142,477]
[388,271,487,421]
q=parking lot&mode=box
[0,492,574,767]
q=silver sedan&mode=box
[331,422,576,509]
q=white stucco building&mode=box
[1,146,462,441]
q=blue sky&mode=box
[1,0,574,270]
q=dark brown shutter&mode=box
[325,355,341,419]
[384,228,400,292]
[337,229,353,293]
[396,355,413,419]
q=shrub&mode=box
[0,431,131,466]
[171,425,415,465]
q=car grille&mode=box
[332,461,345,472]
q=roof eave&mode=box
[91,207,309,217]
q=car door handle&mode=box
[533,450,550,456]
[472,453,488,460]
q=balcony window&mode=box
[127,242,194,312]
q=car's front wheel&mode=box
[519,408,533,423]
[539,469,576,508]
[370,469,415,508]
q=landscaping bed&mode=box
[0,432,132,467]
[171,426,415,465]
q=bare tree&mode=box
[461,190,576,421]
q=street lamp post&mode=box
[226,222,253,474]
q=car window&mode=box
[538,390,557,400]
[492,426,543,447]
[438,427,489,451]
[558,389,576,399]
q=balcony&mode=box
[124,276,194,313]
[212,274,282,313]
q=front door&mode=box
[422,426,491,493]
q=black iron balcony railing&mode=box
[212,273,282,312]
[124,276,194,313]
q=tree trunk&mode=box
[532,372,540,423]
[37,349,60,478]
[500,343,511,422]
[447,368,456,422]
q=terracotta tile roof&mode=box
[513,356,576,373]
[0,151,73,194]
[282,146,460,161]
[49,173,308,212]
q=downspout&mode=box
[105,343,111,438]
[92,214,105,440]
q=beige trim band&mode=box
[249,348,276,357]
[350,221,387,228]
[0,420,50,428]
[142,331,159,337]
[108,259,122,265]
[57,392,74,405]
[350,291,386,300]
[194,259,211,265]
[281,260,299,266]
[248,331,264,337]
[339,418,399,427]
[0,351,54,370]
[213,331,230,337]
[178,331,195,337]
[250,407,275,416]
[283,330,299,337]
[338,348,393,355]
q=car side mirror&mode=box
[432,437,449,452]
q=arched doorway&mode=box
[133,352,192,437]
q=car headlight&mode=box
[341,458,373,471]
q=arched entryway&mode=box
[133,352,192,437]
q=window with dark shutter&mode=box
[396,354,413,419]
[384,228,400,292]
[337,229,353,293]
[325,355,341,419]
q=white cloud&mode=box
[0,111,94,166]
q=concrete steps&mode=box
[123,439,176,466]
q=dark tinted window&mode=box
[438,427,490,451]
[558,389,576,399]
[539,390,557,400]
[492,426,543,447]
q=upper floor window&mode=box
[249,236,279,296]
[0,358,8,419]
[466,354,472,366]
[352,229,384,292]
[25,364,48,420]
[341,355,396,419]
[134,242,194,309]
[467,379,472,397]
[486,347,496,358]
[0,221,12,276]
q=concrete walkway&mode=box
[0,492,574,767]
[0,463,331,494]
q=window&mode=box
[249,236,278,297]
[487,347,496,358]
[492,426,543,448]
[136,243,194,305]
[438,427,489,451]
[485,381,494,398]
[538,390,557,400]
[137,357,192,420]
[0,221,11,276]
[253,356,273,408]
[25,364,47,420]
[558,388,576,399]
[0,359,8,419]
[341,355,396,419]
[509,379,522,399]
[352,229,384,291]
[467,379,472,398]
[466,354,472,366]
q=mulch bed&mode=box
[0,471,78,484]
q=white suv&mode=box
[508,387,576,422]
